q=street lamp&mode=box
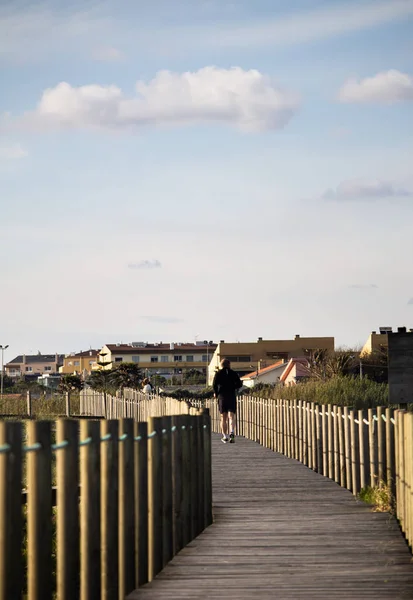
[0,344,9,396]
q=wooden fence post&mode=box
[65,392,71,418]
[27,390,32,417]
[368,408,377,488]
[161,416,173,568]
[337,406,345,488]
[148,416,163,581]
[327,406,333,480]
[358,410,366,492]
[377,406,385,483]
[386,408,396,502]
[118,419,135,599]
[134,421,148,587]
[181,414,191,548]
[27,420,53,600]
[80,420,101,600]
[56,419,80,600]
[172,415,183,555]
[100,419,119,600]
[343,407,351,491]
[0,421,23,600]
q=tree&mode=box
[58,374,83,393]
[305,348,359,381]
[87,369,114,393]
[109,362,142,392]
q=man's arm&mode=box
[212,371,219,397]
[234,371,242,390]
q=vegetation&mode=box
[358,482,393,513]
[248,376,389,409]
[0,393,80,418]
[86,362,142,395]
[161,387,214,401]
[58,374,83,393]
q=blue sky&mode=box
[1,0,413,357]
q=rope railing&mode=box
[0,408,213,600]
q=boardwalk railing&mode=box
[0,399,212,600]
[201,395,412,551]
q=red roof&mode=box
[280,358,309,382]
[241,360,285,380]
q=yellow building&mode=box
[97,341,217,380]
[360,327,408,356]
[208,335,335,384]
[59,350,99,375]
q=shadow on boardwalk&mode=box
[129,435,413,599]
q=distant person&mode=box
[212,358,242,443]
[142,378,153,394]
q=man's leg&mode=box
[228,411,236,435]
[228,411,236,442]
[220,412,229,440]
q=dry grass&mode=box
[0,394,80,419]
[358,481,393,513]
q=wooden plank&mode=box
[56,419,80,600]
[80,420,101,600]
[0,421,23,600]
[128,434,413,599]
[27,420,53,600]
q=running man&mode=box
[212,358,242,443]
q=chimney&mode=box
[398,327,407,333]
[258,337,263,342]
[372,331,376,335]
[23,354,26,365]
[295,334,300,339]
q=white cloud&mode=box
[0,143,27,160]
[10,67,299,133]
[92,46,124,62]
[338,70,413,104]
[322,179,412,201]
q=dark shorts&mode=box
[218,395,236,414]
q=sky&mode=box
[1,0,413,358]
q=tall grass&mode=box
[255,376,389,409]
[0,393,80,418]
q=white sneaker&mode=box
[221,436,228,443]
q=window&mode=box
[131,356,140,363]
[44,366,52,371]
[115,357,123,363]
[161,356,168,363]
[186,355,194,362]
[26,367,33,372]
[151,356,158,363]
[202,355,208,362]
[74,361,80,366]
[174,355,182,362]
[226,356,251,363]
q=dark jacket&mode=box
[212,368,242,399]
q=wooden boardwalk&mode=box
[128,434,413,599]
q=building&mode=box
[241,360,287,388]
[5,353,64,378]
[59,350,99,376]
[208,335,334,384]
[279,358,310,386]
[361,327,393,356]
[96,341,217,380]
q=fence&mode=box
[198,396,412,551]
[0,399,212,600]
